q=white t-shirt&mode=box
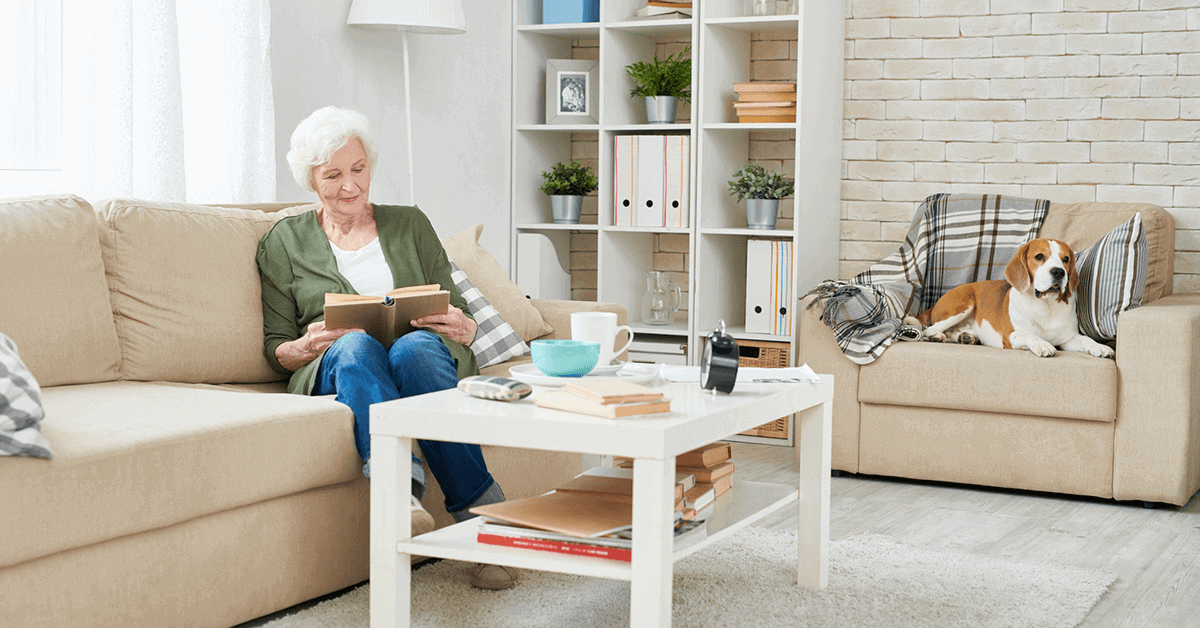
[329,237,394,296]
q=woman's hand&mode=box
[413,305,477,347]
[276,320,362,372]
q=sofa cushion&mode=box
[0,381,357,569]
[450,261,530,368]
[1038,202,1174,302]
[1075,213,1148,343]
[859,341,1117,422]
[0,195,123,386]
[441,225,554,343]
[95,199,288,383]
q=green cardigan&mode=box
[256,204,478,395]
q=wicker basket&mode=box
[736,339,791,440]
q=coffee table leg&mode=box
[796,398,831,588]
[630,457,675,628]
[371,434,413,628]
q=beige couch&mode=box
[800,201,1200,507]
[0,195,623,628]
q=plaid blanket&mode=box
[806,193,1050,364]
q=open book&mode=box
[323,284,450,347]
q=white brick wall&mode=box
[842,0,1200,291]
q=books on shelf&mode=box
[470,490,634,539]
[323,284,449,347]
[733,82,797,123]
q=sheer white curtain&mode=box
[2,0,275,203]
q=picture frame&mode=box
[545,59,599,125]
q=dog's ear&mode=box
[1005,242,1032,293]
[1063,240,1080,301]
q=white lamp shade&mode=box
[346,0,466,34]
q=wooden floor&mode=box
[733,442,1200,628]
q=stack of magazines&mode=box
[470,465,713,561]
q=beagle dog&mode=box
[910,238,1115,359]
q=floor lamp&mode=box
[347,0,467,207]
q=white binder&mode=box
[613,135,637,227]
[636,135,666,227]
[774,240,794,335]
[745,239,772,334]
[664,135,689,228]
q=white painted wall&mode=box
[271,0,513,267]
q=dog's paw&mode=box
[902,316,921,326]
[928,331,947,342]
[1028,340,1056,357]
[957,332,978,345]
[1087,343,1115,359]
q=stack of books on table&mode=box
[470,466,707,562]
[617,441,735,517]
[534,380,671,418]
[732,82,797,123]
[634,1,693,19]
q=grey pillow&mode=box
[1,332,52,459]
[450,261,530,368]
[1074,212,1148,343]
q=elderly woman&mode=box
[256,106,516,590]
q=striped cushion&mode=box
[0,333,51,459]
[1075,213,1148,343]
[450,261,530,368]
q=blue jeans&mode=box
[314,330,498,517]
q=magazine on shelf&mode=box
[476,518,708,562]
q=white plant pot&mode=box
[550,195,584,224]
[745,198,780,230]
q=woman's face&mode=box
[313,137,371,215]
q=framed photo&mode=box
[545,59,599,125]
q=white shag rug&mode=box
[261,528,1115,628]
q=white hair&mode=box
[287,106,380,191]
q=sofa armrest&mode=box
[1113,293,1200,505]
[797,294,863,473]
[529,299,628,342]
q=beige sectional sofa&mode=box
[0,195,620,628]
[800,201,1200,507]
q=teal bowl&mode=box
[531,339,600,378]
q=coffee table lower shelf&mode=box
[396,479,796,581]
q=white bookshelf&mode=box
[510,0,845,370]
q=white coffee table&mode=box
[368,376,834,628]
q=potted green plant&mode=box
[727,164,795,230]
[540,160,598,224]
[624,46,691,124]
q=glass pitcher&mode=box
[641,271,682,326]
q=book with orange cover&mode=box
[536,390,671,418]
[736,91,798,103]
[734,107,797,117]
[697,473,734,498]
[323,284,449,347]
[563,380,664,405]
[677,460,735,483]
[677,442,732,468]
[738,114,797,123]
[734,82,797,93]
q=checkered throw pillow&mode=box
[1075,213,1148,343]
[450,261,530,368]
[1,332,52,459]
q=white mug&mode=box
[571,311,634,367]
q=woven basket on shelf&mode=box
[736,339,791,440]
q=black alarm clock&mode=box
[701,320,739,394]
